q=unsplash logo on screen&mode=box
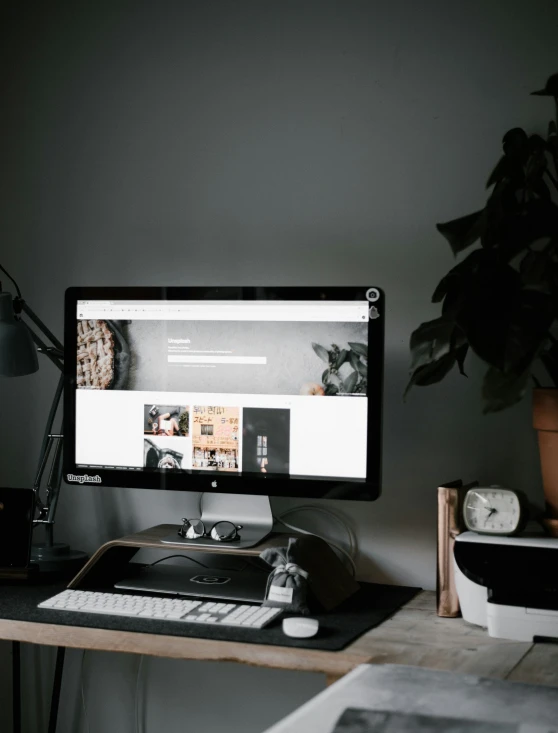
[66,473,102,485]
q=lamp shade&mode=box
[0,292,39,376]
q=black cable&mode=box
[80,651,91,733]
[47,647,66,733]
[12,641,21,733]
[0,262,22,298]
[147,554,246,572]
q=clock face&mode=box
[463,488,524,535]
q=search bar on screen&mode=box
[168,355,267,365]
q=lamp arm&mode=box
[34,374,64,501]
[18,299,63,353]
[46,425,64,527]
[10,297,65,372]
[26,325,64,373]
[1,274,68,544]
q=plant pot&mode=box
[533,388,558,537]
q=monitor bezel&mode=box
[64,286,383,501]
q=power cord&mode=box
[280,505,358,557]
[81,649,147,733]
[0,263,22,298]
[273,505,358,577]
[197,491,358,568]
[80,651,91,733]
[147,554,248,572]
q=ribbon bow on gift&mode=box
[271,562,309,581]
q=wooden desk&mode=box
[2,590,557,686]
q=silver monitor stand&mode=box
[160,492,274,550]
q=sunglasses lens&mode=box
[185,519,205,539]
[210,521,238,541]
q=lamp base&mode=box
[31,542,88,578]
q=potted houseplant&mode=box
[407,74,558,534]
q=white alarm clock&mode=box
[463,486,529,536]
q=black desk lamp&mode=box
[0,264,87,574]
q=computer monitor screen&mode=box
[64,287,383,500]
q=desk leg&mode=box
[47,647,66,733]
[12,641,21,733]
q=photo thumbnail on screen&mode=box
[192,406,239,472]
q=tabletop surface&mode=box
[1,585,557,683]
[0,578,417,655]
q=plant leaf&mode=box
[322,369,330,384]
[502,127,529,161]
[454,260,521,369]
[548,122,558,159]
[409,316,455,372]
[532,178,551,200]
[349,351,360,371]
[405,353,456,398]
[520,250,553,290]
[460,277,553,373]
[456,343,469,377]
[432,249,485,306]
[356,360,367,376]
[336,349,349,369]
[348,342,368,358]
[482,365,532,413]
[526,140,549,189]
[312,343,330,363]
[436,210,485,256]
[531,73,558,97]
[329,372,342,387]
[486,155,510,188]
[485,154,526,190]
[481,180,517,248]
[343,371,358,394]
[528,133,547,154]
[324,383,339,396]
[502,290,555,372]
[499,200,558,260]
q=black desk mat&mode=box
[0,581,419,651]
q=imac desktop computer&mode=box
[64,287,384,551]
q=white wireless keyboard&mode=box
[38,590,283,629]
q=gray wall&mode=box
[1,1,555,731]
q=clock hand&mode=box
[484,507,497,526]
[474,493,490,504]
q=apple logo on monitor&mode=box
[211,480,218,488]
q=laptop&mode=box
[115,564,269,603]
[0,488,35,569]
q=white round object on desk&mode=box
[282,617,319,638]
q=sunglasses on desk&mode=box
[178,518,243,542]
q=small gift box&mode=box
[260,538,311,614]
